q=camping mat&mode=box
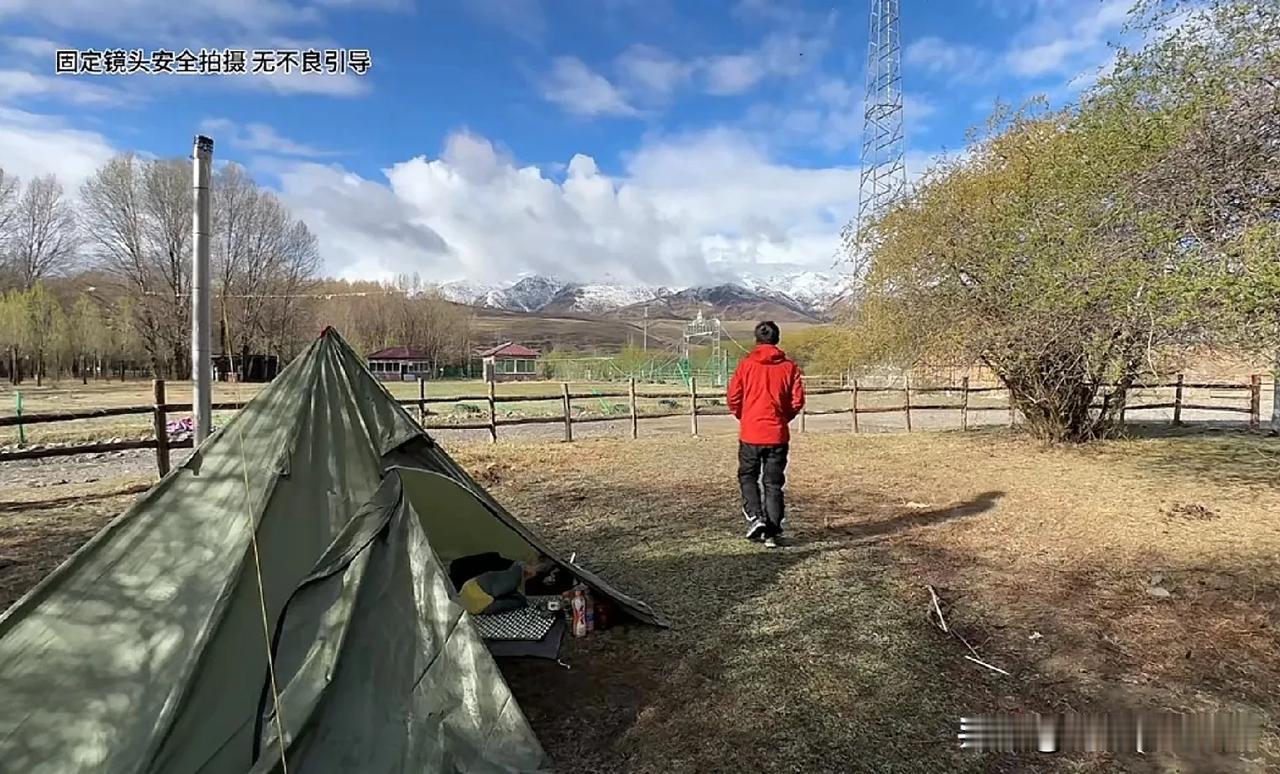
[474,602,559,641]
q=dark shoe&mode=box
[764,535,783,549]
[746,518,767,542]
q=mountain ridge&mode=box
[436,271,851,321]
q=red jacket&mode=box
[727,344,805,446]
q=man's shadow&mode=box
[811,490,1005,545]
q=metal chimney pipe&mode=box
[191,135,214,445]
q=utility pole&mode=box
[643,305,649,352]
[191,135,214,444]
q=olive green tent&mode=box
[0,328,663,774]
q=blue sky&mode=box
[0,0,1132,287]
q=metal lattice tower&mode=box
[682,311,725,387]
[855,0,906,243]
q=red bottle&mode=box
[571,591,588,638]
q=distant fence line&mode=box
[0,374,1265,478]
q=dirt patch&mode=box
[1163,502,1220,521]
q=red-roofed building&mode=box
[366,346,432,382]
[478,342,541,382]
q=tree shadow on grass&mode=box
[1110,424,1279,490]
[0,484,150,514]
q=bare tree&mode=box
[9,176,78,289]
[0,168,19,285]
[210,163,321,371]
[80,155,192,376]
[263,220,321,359]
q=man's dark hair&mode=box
[754,321,780,345]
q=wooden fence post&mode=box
[628,378,638,440]
[13,391,23,446]
[851,379,860,434]
[418,378,426,424]
[486,379,498,444]
[1250,374,1261,429]
[152,379,170,478]
[960,376,970,432]
[1172,374,1184,427]
[1008,390,1016,427]
[800,399,807,433]
[903,377,912,433]
[562,382,574,442]
[690,376,699,436]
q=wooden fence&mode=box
[0,374,1265,478]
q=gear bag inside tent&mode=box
[0,327,666,774]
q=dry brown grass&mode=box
[454,430,1280,773]
[1,429,1277,772]
[0,476,150,610]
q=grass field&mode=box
[0,377,690,445]
[0,375,1010,446]
[3,373,1266,448]
[2,428,1277,772]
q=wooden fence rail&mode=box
[0,375,1265,475]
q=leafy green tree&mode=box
[0,290,30,384]
[21,284,63,385]
[847,0,1278,441]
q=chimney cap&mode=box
[193,135,214,152]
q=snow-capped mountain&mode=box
[434,270,851,319]
[438,275,567,312]
[738,270,854,312]
[435,280,503,307]
[541,283,672,315]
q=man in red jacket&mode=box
[727,321,805,548]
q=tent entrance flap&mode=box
[398,468,541,568]
[391,466,665,628]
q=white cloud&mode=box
[237,70,372,97]
[905,36,993,83]
[313,0,410,9]
[537,13,831,117]
[200,118,335,157]
[699,30,825,96]
[904,93,938,129]
[539,57,640,118]
[3,35,61,59]
[463,0,545,43]
[743,78,946,155]
[0,107,117,190]
[749,76,860,152]
[0,69,132,106]
[273,127,867,285]
[702,54,766,96]
[615,44,691,101]
[731,0,811,26]
[1005,0,1130,79]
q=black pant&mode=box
[739,442,788,536]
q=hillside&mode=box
[612,284,820,324]
[467,307,676,353]
[464,305,816,354]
